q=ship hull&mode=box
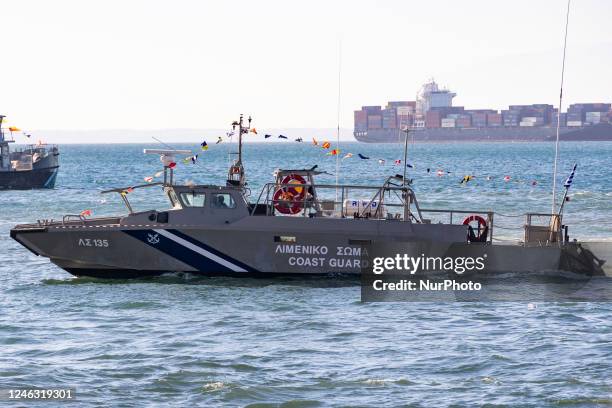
[0,150,60,190]
[0,166,59,190]
[354,123,612,143]
[10,221,606,279]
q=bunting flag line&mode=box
[342,153,353,159]
[437,170,444,177]
[80,209,92,217]
[295,138,303,143]
[312,138,318,146]
[358,154,370,160]
[201,141,209,150]
[154,171,164,178]
[378,159,385,164]
[278,135,288,139]
[265,134,272,139]
[216,137,223,144]
[168,162,177,169]
[250,128,258,135]
[144,176,154,183]
[321,141,331,149]
[394,159,401,165]
[406,164,413,168]
[8,126,20,132]
[327,149,339,156]
[504,175,511,182]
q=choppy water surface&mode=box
[0,142,610,406]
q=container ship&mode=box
[354,80,612,143]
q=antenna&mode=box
[335,38,342,203]
[551,0,571,214]
[227,114,252,187]
[402,126,409,186]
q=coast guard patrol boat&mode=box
[10,115,606,278]
[0,115,59,190]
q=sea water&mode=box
[0,141,610,406]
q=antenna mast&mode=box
[228,114,252,187]
[402,126,409,185]
[0,115,5,142]
[335,39,342,203]
[552,0,571,214]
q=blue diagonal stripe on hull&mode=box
[167,229,257,272]
[123,229,253,272]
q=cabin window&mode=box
[180,192,206,207]
[212,193,236,209]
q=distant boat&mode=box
[0,115,59,190]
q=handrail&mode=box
[62,214,86,225]
[101,182,164,194]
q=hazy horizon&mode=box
[9,128,357,144]
[2,0,611,142]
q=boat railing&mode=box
[252,182,416,220]
[420,208,495,244]
[524,212,565,244]
[58,215,123,227]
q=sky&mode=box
[1,0,611,140]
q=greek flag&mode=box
[563,163,577,189]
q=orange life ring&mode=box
[273,174,307,215]
[463,215,488,242]
[273,189,303,215]
[280,174,306,199]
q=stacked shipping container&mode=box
[355,100,611,132]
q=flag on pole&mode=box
[563,163,577,188]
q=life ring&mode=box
[463,215,488,242]
[273,174,307,215]
[273,189,303,215]
[280,174,306,199]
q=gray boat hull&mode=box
[11,220,605,279]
